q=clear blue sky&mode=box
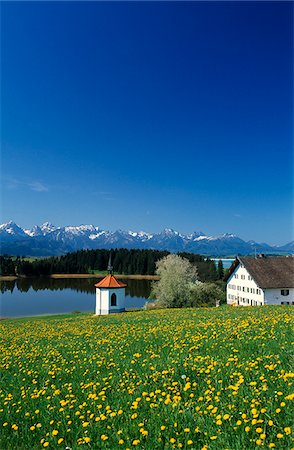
[1,1,293,245]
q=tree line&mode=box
[0,249,224,281]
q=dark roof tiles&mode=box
[238,256,294,289]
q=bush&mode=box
[189,282,226,307]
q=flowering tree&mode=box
[152,254,198,308]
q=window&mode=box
[252,288,255,294]
[281,289,289,296]
[111,293,117,306]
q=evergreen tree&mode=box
[217,260,224,279]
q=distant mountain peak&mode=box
[0,221,292,257]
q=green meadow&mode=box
[0,306,293,449]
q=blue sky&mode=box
[1,1,293,245]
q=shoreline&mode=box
[0,274,160,281]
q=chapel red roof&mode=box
[94,274,127,289]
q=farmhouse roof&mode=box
[226,256,294,289]
[95,274,127,289]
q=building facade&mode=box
[226,256,294,306]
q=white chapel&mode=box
[94,256,127,315]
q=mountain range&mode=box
[0,221,293,257]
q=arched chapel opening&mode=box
[111,293,117,306]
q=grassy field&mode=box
[0,307,293,449]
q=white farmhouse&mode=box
[226,256,294,306]
[95,274,127,315]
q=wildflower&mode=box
[43,443,49,448]
[187,440,193,445]
[161,426,166,431]
[284,427,291,435]
[118,439,124,444]
[101,435,108,441]
[170,438,176,443]
[52,430,58,436]
[132,440,140,446]
[58,438,64,444]
[84,437,90,443]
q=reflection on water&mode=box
[0,278,152,318]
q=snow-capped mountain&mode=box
[0,221,293,257]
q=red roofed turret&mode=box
[95,274,127,289]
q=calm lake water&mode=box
[0,278,152,318]
[212,258,235,269]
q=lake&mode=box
[212,258,235,269]
[0,278,152,318]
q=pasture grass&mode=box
[0,306,293,449]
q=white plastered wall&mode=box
[264,288,294,305]
[95,288,126,315]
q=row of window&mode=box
[228,284,261,295]
[281,301,294,305]
[234,274,252,281]
[227,294,261,306]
